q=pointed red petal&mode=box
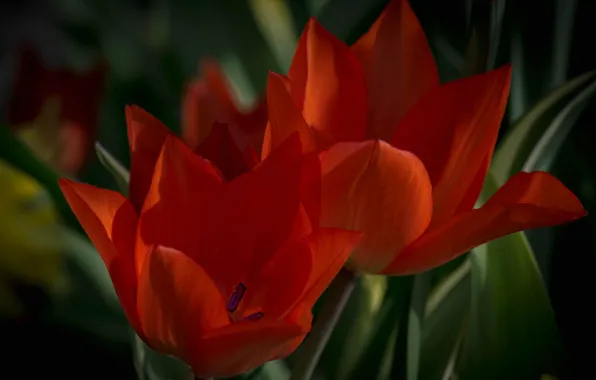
[382,171,586,275]
[126,105,173,212]
[288,18,368,143]
[181,79,215,150]
[352,0,440,140]
[391,66,511,225]
[137,245,228,355]
[261,72,316,159]
[58,179,141,333]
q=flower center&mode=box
[226,282,263,322]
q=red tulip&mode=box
[8,46,105,174]
[182,60,267,151]
[59,106,360,378]
[263,0,586,275]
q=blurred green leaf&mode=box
[95,142,130,195]
[347,276,411,380]
[523,78,596,172]
[0,124,79,230]
[48,227,130,346]
[457,171,562,379]
[550,0,576,89]
[493,70,596,183]
[390,273,430,380]
[133,333,189,380]
[463,0,506,75]
[320,275,386,379]
[419,260,471,380]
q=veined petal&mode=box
[187,317,310,379]
[382,171,586,275]
[138,135,225,287]
[319,141,433,273]
[200,60,238,123]
[137,245,229,355]
[297,228,362,308]
[261,72,316,159]
[181,79,215,149]
[237,228,360,321]
[391,65,511,225]
[201,60,269,136]
[352,0,440,140]
[58,179,141,332]
[195,122,252,180]
[223,134,310,291]
[288,18,368,143]
[127,105,173,212]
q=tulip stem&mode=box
[290,268,358,380]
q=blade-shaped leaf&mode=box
[95,142,130,195]
[320,275,387,379]
[132,333,189,380]
[457,171,562,380]
[523,78,596,172]
[419,260,471,380]
[493,70,596,183]
[390,273,431,380]
[347,276,412,380]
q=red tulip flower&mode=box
[8,46,105,174]
[59,106,360,378]
[263,0,586,275]
[182,60,267,179]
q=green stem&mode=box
[290,268,358,380]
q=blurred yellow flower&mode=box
[0,158,64,315]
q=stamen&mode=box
[242,312,264,321]
[226,282,246,313]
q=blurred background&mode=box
[0,0,594,379]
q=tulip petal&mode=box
[187,317,310,378]
[288,18,368,143]
[181,79,215,149]
[201,60,268,136]
[352,0,440,140]
[137,245,229,355]
[261,72,316,159]
[127,105,173,212]
[238,227,360,320]
[319,141,433,273]
[195,122,251,180]
[298,228,363,308]
[382,171,587,275]
[224,134,311,287]
[391,66,511,225]
[236,233,313,321]
[138,135,224,284]
[58,179,141,332]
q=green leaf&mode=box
[320,275,387,379]
[133,333,189,380]
[522,78,596,172]
[347,276,412,380]
[0,124,79,230]
[48,227,130,346]
[95,142,130,195]
[457,171,562,379]
[390,273,431,380]
[463,0,506,75]
[419,260,471,380]
[492,70,596,183]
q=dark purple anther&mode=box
[242,312,264,321]
[226,282,246,313]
